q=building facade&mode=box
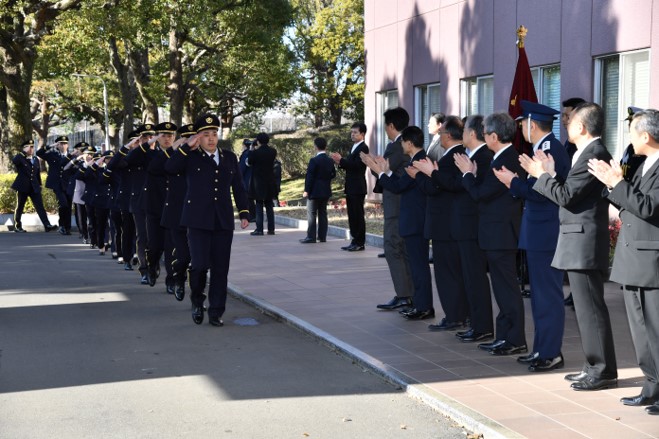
[364,0,659,162]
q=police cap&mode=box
[21,139,35,149]
[177,124,196,138]
[515,100,560,122]
[193,114,220,133]
[154,122,178,134]
[55,135,69,143]
[625,106,644,122]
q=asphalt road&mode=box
[0,231,468,439]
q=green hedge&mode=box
[0,173,59,214]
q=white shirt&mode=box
[572,137,601,167]
[467,143,486,159]
[642,150,659,176]
[350,141,363,154]
[207,150,219,165]
[493,144,513,162]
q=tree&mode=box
[291,0,364,126]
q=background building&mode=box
[364,0,658,163]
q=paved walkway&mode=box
[227,217,659,439]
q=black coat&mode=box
[304,153,336,199]
[339,142,369,195]
[247,145,277,200]
[11,153,42,193]
[107,149,131,212]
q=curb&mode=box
[275,214,384,248]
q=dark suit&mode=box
[304,152,336,241]
[161,154,190,285]
[463,145,527,347]
[11,152,52,229]
[36,146,72,230]
[125,143,151,274]
[379,136,414,299]
[509,133,570,359]
[166,145,249,319]
[108,147,136,264]
[248,144,277,233]
[607,156,659,400]
[533,138,617,380]
[339,141,369,246]
[379,150,432,311]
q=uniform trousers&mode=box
[255,199,274,233]
[404,234,432,311]
[624,287,659,399]
[85,204,97,247]
[120,210,136,263]
[306,198,328,241]
[132,211,148,273]
[187,227,233,319]
[433,239,470,322]
[95,207,110,249]
[146,215,174,284]
[383,216,413,298]
[568,270,618,379]
[527,250,565,358]
[346,194,366,246]
[110,209,123,256]
[458,240,492,333]
[170,227,191,285]
[53,188,72,230]
[75,203,88,239]
[14,190,51,228]
[485,249,526,347]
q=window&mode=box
[531,65,561,139]
[376,90,399,154]
[595,50,650,158]
[461,75,493,117]
[414,83,441,147]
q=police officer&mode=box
[165,114,249,326]
[11,140,57,233]
[36,135,73,235]
[494,101,571,371]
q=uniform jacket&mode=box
[93,165,116,210]
[107,148,131,211]
[339,142,369,195]
[462,145,525,251]
[165,145,249,231]
[510,133,570,251]
[607,157,659,288]
[124,143,149,214]
[533,139,612,270]
[11,152,42,193]
[378,149,427,237]
[161,166,187,230]
[304,152,336,200]
[143,146,171,217]
[36,146,69,192]
[247,144,277,200]
[80,165,99,207]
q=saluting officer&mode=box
[36,135,73,235]
[161,124,196,301]
[165,114,249,327]
[11,139,58,233]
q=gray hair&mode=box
[632,109,659,142]
[483,113,516,143]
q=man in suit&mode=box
[425,113,445,162]
[521,102,617,391]
[11,140,57,233]
[620,106,647,182]
[331,122,369,251]
[247,132,277,236]
[494,101,570,371]
[36,135,73,235]
[300,137,336,243]
[455,112,527,356]
[411,116,471,330]
[165,114,249,326]
[239,138,256,221]
[363,107,414,311]
[588,109,659,413]
[364,126,432,320]
[561,98,585,160]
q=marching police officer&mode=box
[36,135,73,235]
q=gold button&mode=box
[187,200,191,203]
[214,197,217,201]
[214,188,218,191]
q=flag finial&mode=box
[516,25,528,48]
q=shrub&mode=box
[0,173,58,214]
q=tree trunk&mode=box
[168,26,185,126]
[127,45,158,124]
[220,98,234,139]
[34,94,50,148]
[108,37,136,143]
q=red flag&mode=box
[508,26,537,155]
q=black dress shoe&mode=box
[517,352,540,364]
[165,280,175,295]
[564,293,574,307]
[645,404,659,415]
[124,262,134,271]
[58,226,67,235]
[299,237,317,243]
[490,342,528,356]
[174,284,185,301]
[132,255,139,266]
[45,225,58,232]
[319,239,326,242]
[428,318,464,331]
[528,354,564,372]
[478,339,506,351]
[621,394,655,406]
[147,268,158,287]
[267,230,275,235]
[403,308,435,320]
[209,315,224,327]
[192,306,204,325]
[398,306,414,314]
[14,227,26,233]
[377,252,385,258]
[346,244,365,252]
[377,296,412,310]
[457,329,494,343]
[250,230,264,236]
[570,376,617,391]
[564,371,589,382]
[341,245,351,250]
[140,274,149,285]
[64,229,72,235]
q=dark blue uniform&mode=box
[11,151,53,230]
[125,142,151,277]
[108,145,137,268]
[36,145,72,232]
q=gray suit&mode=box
[533,139,617,379]
[425,136,444,162]
[381,136,414,298]
[607,158,659,399]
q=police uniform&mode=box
[511,101,571,371]
[79,148,101,248]
[68,142,91,241]
[36,135,73,234]
[11,140,57,232]
[89,151,117,253]
[161,124,196,301]
[165,114,249,326]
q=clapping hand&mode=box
[588,158,624,189]
[360,152,388,174]
[454,153,477,176]
[329,152,342,164]
[493,166,518,188]
[519,150,554,178]
[412,157,437,176]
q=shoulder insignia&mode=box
[541,141,551,152]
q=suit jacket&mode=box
[533,138,612,270]
[11,153,42,193]
[378,149,427,237]
[339,142,369,195]
[379,136,410,219]
[607,158,659,288]
[510,133,570,251]
[304,152,336,199]
[247,144,277,200]
[425,136,444,162]
[165,145,249,231]
[462,145,525,251]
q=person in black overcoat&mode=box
[300,137,336,243]
[247,132,277,235]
